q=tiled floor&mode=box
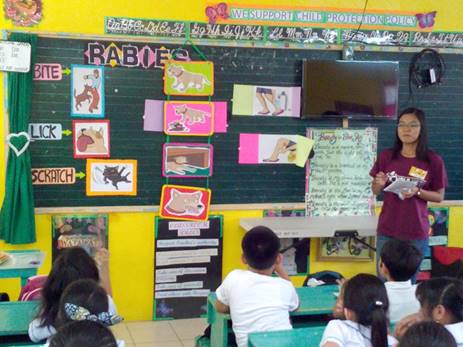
[110,318,208,347]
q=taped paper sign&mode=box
[162,143,213,177]
[232,84,301,117]
[157,239,219,248]
[164,60,214,96]
[0,41,31,73]
[239,133,314,167]
[73,120,110,158]
[86,159,137,196]
[29,123,62,140]
[32,167,76,185]
[71,65,105,118]
[164,101,214,136]
[33,63,63,80]
[160,185,211,221]
[155,289,210,299]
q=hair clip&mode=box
[374,300,383,307]
[64,303,123,326]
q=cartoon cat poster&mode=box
[160,185,211,221]
[164,101,214,136]
[86,159,137,196]
[163,61,214,96]
[73,120,110,158]
[71,65,105,118]
[162,143,213,178]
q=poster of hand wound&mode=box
[73,120,110,158]
[51,214,108,261]
[71,65,105,118]
[232,84,301,117]
[160,185,211,221]
[162,143,213,177]
[154,216,223,319]
[305,128,377,216]
[164,101,214,136]
[164,61,214,96]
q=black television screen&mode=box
[302,60,400,119]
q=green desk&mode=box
[207,285,337,347]
[248,326,326,347]
[0,251,44,287]
[0,301,39,336]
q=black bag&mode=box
[303,270,344,286]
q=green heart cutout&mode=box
[10,135,28,152]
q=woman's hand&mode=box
[400,186,419,199]
[372,171,387,195]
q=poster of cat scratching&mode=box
[86,159,137,196]
[160,185,211,221]
[71,65,105,118]
[73,120,110,158]
[162,143,213,178]
[163,61,214,96]
[164,101,214,136]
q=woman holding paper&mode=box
[370,107,448,275]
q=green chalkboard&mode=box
[29,37,462,207]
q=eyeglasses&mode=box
[397,123,420,129]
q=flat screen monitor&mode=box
[302,60,400,119]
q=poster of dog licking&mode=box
[86,159,137,196]
[162,143,213,178]
[164,101,214,136]
[73,120,110,158]
[160,185,211,221]
[163,61,214,96]
[71,65,105,118]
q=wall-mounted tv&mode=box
[302,60,400,119]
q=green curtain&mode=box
[0,33,37,244]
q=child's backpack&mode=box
[303,270,343,286]
[431,246,463,278]
[18,275,47,301]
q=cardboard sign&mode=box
[164,61,214,96]
[32,167,76,185]
[160,185,211,221]
[33,63,63,80]
[164,101,214,136]
[29,123,62,140]
[162,143,213,178]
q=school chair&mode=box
[0,301,39,337]
[248,325,326,347]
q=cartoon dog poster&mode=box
[73,120,110,158]
[160,185,211,221]
[86,159,137,196]
[164,61,214,96]
[162,143,213,178]
[164,101,214,136]
[71,65,105,118]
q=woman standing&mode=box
[370,108,448,276]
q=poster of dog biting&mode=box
[86,159,137,196]
[164,101,214,136]
[162,143,213,178]
[160,185,211,221]
[71,65,105,118]
[163,61,214,96]
[73,120,110,158]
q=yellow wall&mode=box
[1,0,463,321]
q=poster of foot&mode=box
[71,65,105,118]
[86,159,137,196]
[162,143,213,178]
[239,134,299,164]
[73,120,110,158]
[163,61,214,96]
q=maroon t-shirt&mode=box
[370,149,448,240]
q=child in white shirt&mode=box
[398,321,457,347]
[320,273,397,347]
[215,226,299,347]
[379,239,422,323]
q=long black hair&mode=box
[343,274,389,347]
[49,321,118,347]
[392,107,430,162]
[38,247,100,328]
[399,321,457,347]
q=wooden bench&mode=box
[248,326,326,347]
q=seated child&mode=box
[49,321,119,347]
[29,247,117,342]
[379,239,422,323]
[215,226,299,347]
[320,273,397,347]
[398,321,456,347]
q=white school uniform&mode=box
[319,319,398,347]
[384,280,420,323]
[446,321,463,346]
[215,269,299,347]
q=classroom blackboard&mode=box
[29,36,463,207]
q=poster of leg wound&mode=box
[232,84,301,117]
[160,185,211,221]
[239,134,299,164]
[86,159,137,196]
[164,101,214,136]
[73,120,110,158]
[162,143,213,178]
[164,61,214,96]
[71,65,104,117]
[154,216,223,319]
[52,214,108,261]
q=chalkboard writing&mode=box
[341,29,410,46]
[190,22,264,41]
[411,31,463,48]
[154,216,222,319]
[267,26,336,44]
[306,128,377,216]
[105,17,187,38]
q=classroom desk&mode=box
[248,326,326,347]
[0,301,39,336]
[0,250,44,287]
[207,285,337,347]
